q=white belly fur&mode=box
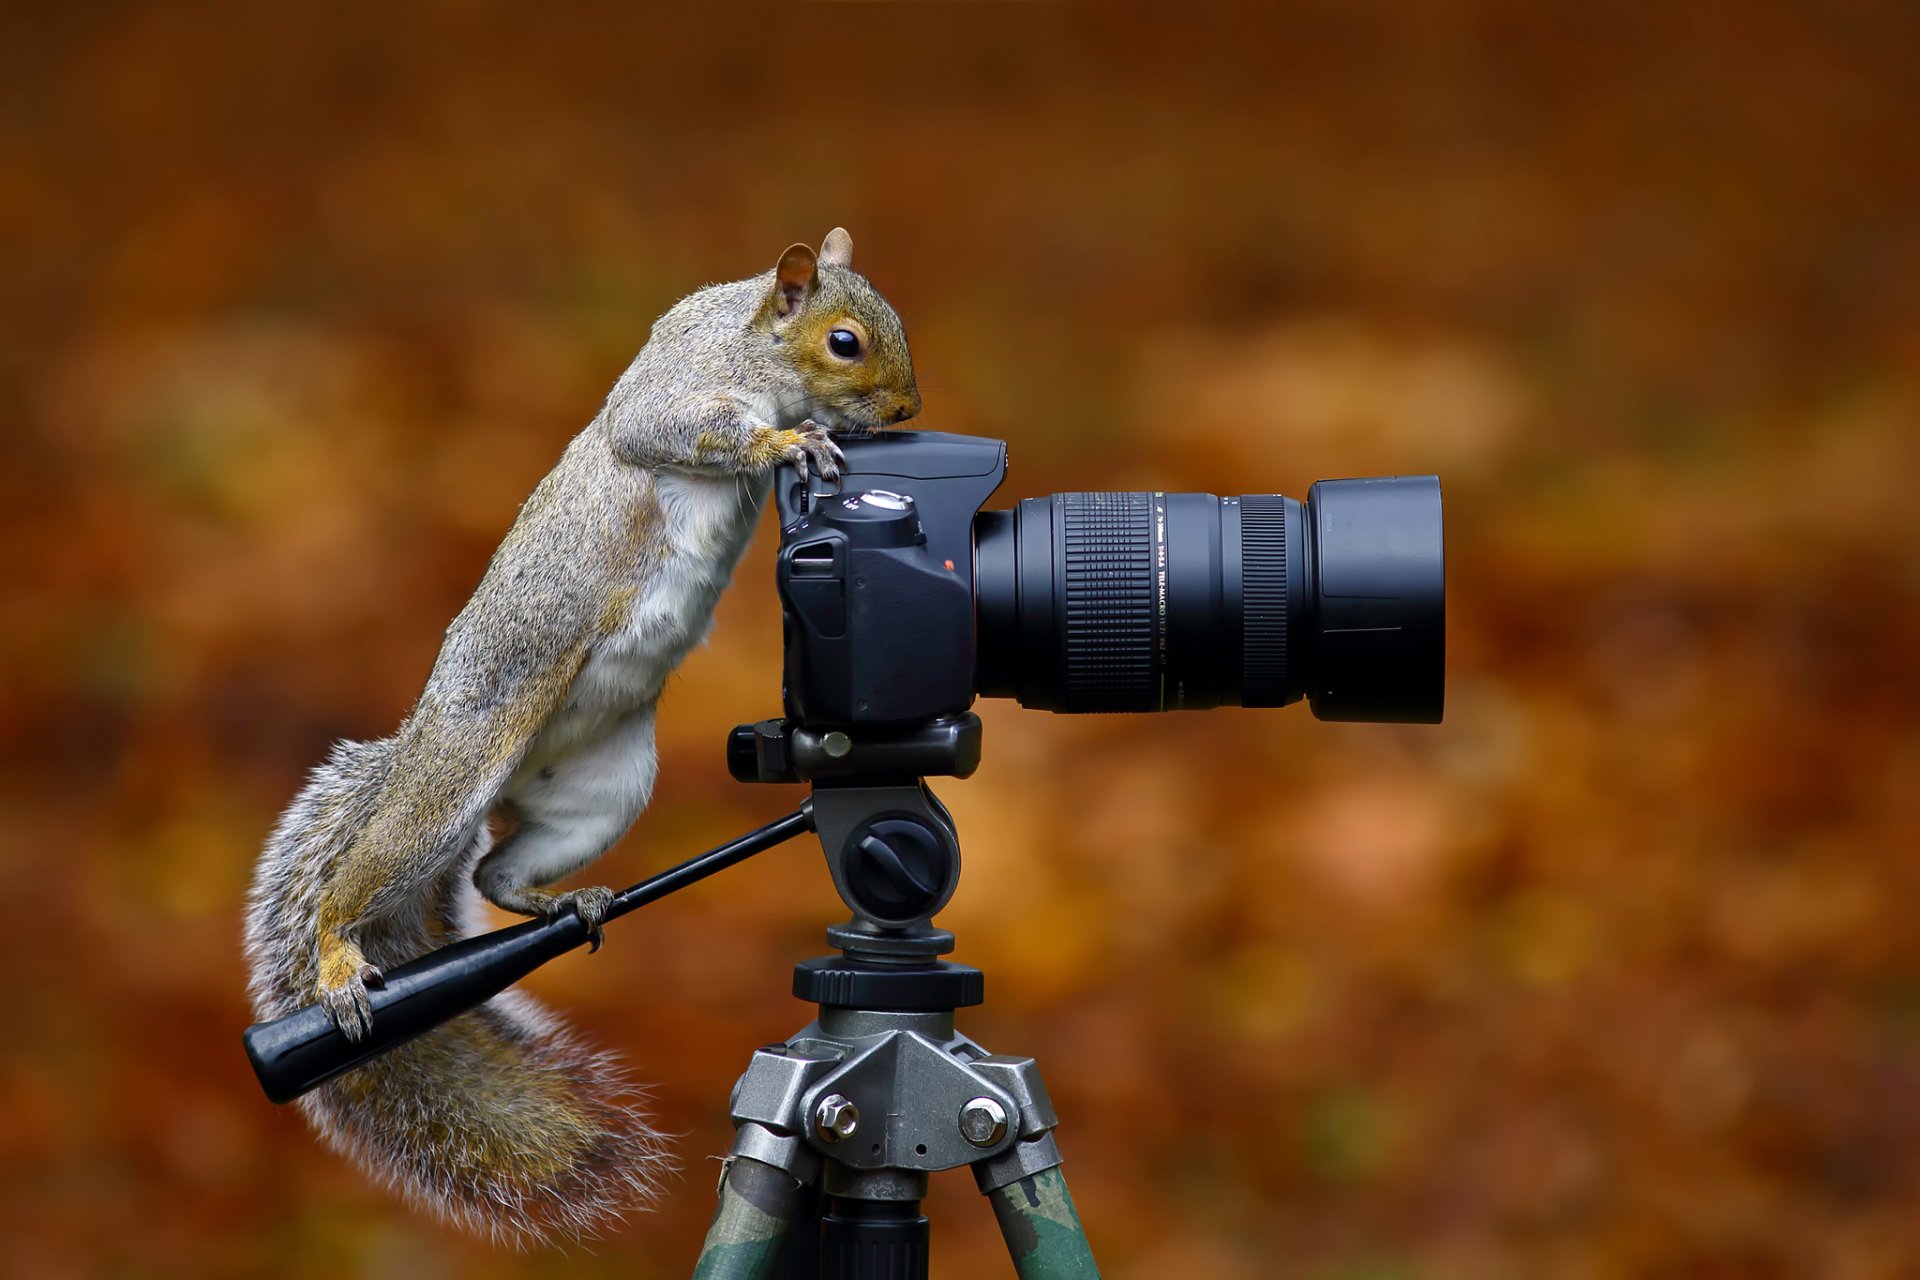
[521,468,768,769]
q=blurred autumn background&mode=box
[6,4,1919,1278]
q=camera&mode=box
[759,430,1443,734]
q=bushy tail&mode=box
[243,738,671,1245]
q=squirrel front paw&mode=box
[783,421,846,483]
[317,938,384,1042]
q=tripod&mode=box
[697,718,1100,1278]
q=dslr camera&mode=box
[731,430,1443,789]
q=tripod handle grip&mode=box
[243,912,586,1103]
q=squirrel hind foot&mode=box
[553,885,615,952]
[478,881,618,950]
[316,937,384,1041]
[316,963,383,1042]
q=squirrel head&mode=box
[756,228,922,433]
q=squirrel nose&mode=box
[889,405,914,425]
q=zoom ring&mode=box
[1240,495,1289,706]
[1059,491,1158,711]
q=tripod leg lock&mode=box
[731,1043,842,1140]
[695,1148,816,1280]
[728,1120,823,1186]
[968,1055,1059,1140]
[971,1130,1064,1194]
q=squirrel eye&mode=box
[827,328,862,359]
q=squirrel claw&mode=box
[319,963,384,1043]
[789,421,844,484]
[551,886,615,953]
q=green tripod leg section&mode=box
[692,1156,810,1280]
[987,1165,1101,1279]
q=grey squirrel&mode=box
[243,229,920,1243]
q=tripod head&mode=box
[731,713,989,1010]
[729,714,974,929]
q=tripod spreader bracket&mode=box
[728,1008,1059,1178]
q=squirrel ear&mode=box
[773,243,818,317]
[820,227,854,269]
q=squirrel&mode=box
[243,228,920,1244]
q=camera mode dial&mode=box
[816,488,924,548]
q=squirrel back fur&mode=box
[243,230,918,1244]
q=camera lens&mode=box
[972,478,1443,721]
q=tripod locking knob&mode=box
[845,817,951,922]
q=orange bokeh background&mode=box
[5,5,1918,1277]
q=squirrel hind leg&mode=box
[475,871,618,949]
[476,709,657,923]
[472,816,626,915]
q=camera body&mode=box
[774,432,1008,726]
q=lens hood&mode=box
[1304,476,1444,723]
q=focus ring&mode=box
[1059,492,1157,711]
[1241,495,1289,706]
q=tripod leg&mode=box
[976,1134,1100,1279]
[693,1155,814,1280]
[987,1167,1099,1279]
